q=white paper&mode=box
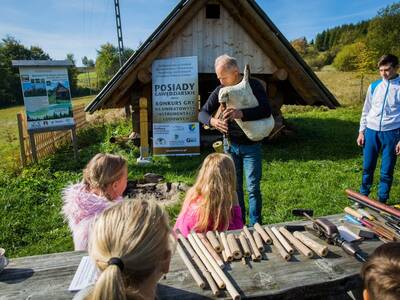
[338,225,362,242]
[68,256,98,292]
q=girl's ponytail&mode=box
[89,264,125,300]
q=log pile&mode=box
[174,223,329,299]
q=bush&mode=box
[333,42,363,71]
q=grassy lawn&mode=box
[77,71,98,90]
[1,70,399,258]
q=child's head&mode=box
[378,54,399,80]
[186,153,237,232]
[88,199,172,300]
[83,153,128,201]
[361,242,400,300]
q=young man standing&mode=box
[357,54,400,203]
[198,54,271,225]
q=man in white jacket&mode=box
[357,54,400,203]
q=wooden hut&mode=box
[85,0,339,138]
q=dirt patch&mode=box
[123,173,189,206]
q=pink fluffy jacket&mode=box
[61,182,123,251]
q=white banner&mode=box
[19,67,74,131]
[152,56,199,156]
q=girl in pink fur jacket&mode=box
[62,153,128,251]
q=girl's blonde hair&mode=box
[183,153,237,232]
[82,153,127,200]
[87,199,171,300]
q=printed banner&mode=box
[19,67,74,131]
[152,56,199,156]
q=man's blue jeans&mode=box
[360,128,399,203]
[224,141,262,225]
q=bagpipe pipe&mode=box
[206,64,276,152]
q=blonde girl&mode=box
[174,153,243,236]
[74,199,172,300]
[62,153,128,250]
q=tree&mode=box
[367,3,400,59]
[333,42,365,71]
[30,46,50,60]
[82,56,95,94]
[0,36,51,107]
[95,43,134,88]
[291,37,308,56]
[66,53,78,97]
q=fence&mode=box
[17,104,88,166]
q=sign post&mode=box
[152,56,200,156]
[12,60,78,162]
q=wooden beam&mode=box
[219,0,333,107]
[108,0,209,107]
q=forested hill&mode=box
[291,2,400,72]
[314,21,369,52]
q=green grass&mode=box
[77,71,98,90]
[1,71,400,258]
[1,105,400,258]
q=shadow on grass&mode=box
[264,117,361,162]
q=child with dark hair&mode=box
[361,242,400,300]
[357,54,400,203]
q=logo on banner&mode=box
[188,124,196,131]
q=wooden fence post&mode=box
[70,126,78,160]
[29,132,38,163]
[16,113,27,167]
[139,97,149,159]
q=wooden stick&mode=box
[278,227,313,258]
[206,231,222,253]
[220,232,233,261]
[198,233,225,269]
[243,226,261,260]
[254,223,272,244]
[238,233,251,257]
[176,241,206,288]
[265,227,291,261]
[252,231,264,251]
[191,232,241,300]
[176,231,220,295]
[215,232,229,263]
[227,234,242,259]
[187,233,225,289]
[221,248,228,263]
[271,227,294,254]
[293,231,328,257]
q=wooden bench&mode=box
[0,214,382,299]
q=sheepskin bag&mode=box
[218,65,274,141]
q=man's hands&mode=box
[357,132,365,147]
[210,117,228,133]
[210,108,243,134]
[223,107,243,120]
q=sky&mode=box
[0,0,395,66]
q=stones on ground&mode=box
[123,174,189,206]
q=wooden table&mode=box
[0,214,383,300]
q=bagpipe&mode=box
[208,64,275,143]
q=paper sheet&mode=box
[68,256,98,292]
